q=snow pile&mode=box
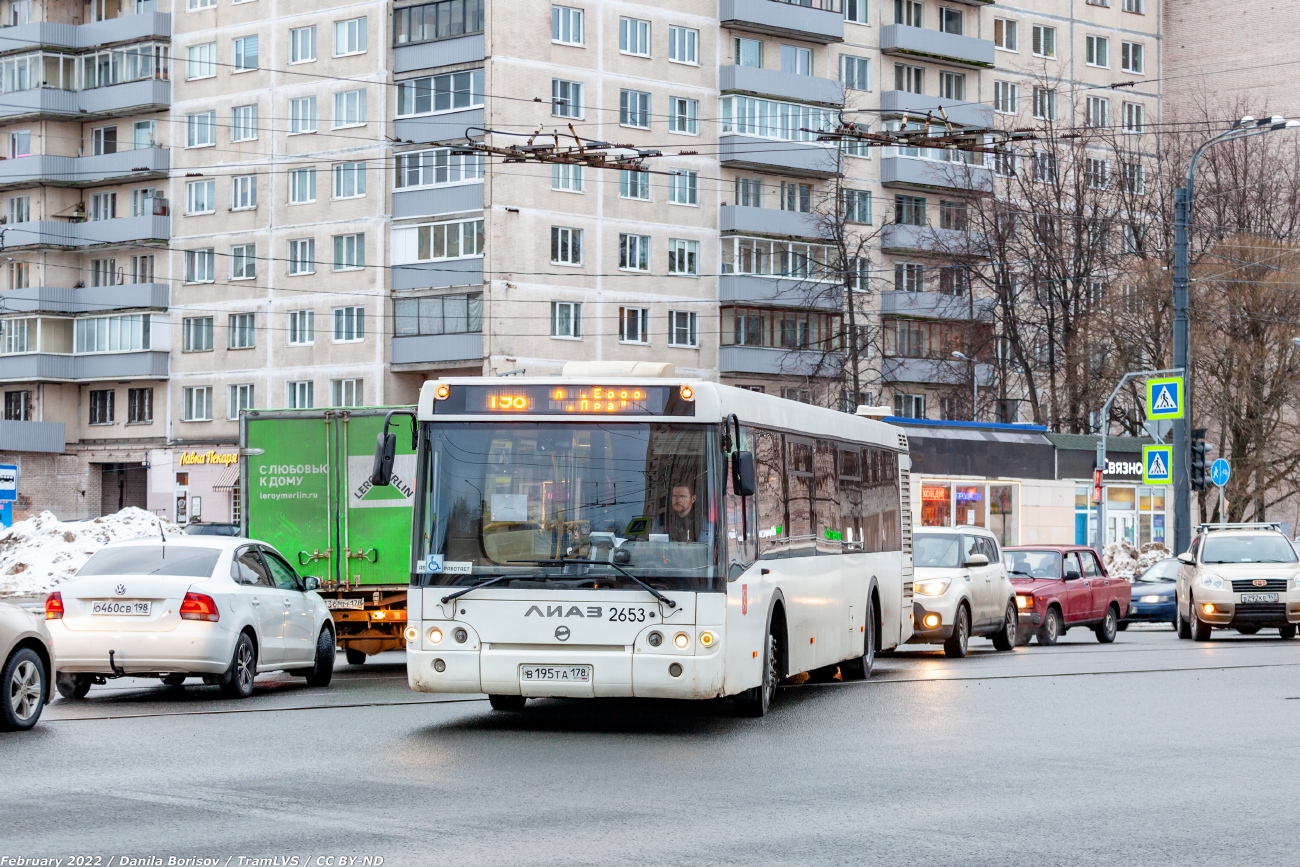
[1102,541,1171,580]
[0,508,183,597]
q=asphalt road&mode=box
[3,625,1300,866]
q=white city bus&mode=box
[371,369,913,716]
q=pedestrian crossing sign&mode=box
[1146,376,1184,420]
[1143,444,1173,485]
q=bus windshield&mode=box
[413,422,721,591]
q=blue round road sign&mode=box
[1210,458,1231,488]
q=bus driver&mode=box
[663,482,712,544]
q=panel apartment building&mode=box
[0,0,1161,523]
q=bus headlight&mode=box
[673,632,690,649]
[699,631,716,648]
[453,627,468,644]
[429,627,444,644]
[403,626,419,643]
[647,631,663,647]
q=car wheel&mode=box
[55,672,92,700]
[219,633,257,699]
[161,674,187,687]
[1190,595,1212,642]
[735,629,779,717]
[345,648,367,666]
[1,648,47,731]
[1095,605,1119,644]
[1280,624,1297,640]
[1176,597,1192,639]
[943,605,970,659]
[304,628,336,687]
[488,694,527,711]
[841,600,877,680]
[1236,626,1260,635]
[992,600,1017,651]
[1037,607,1061,646]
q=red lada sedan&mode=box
[1002,545,1131,645]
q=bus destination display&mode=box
[433,384,696,416]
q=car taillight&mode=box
[44,592,64,620]
[180,592,220,622]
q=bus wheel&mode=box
[735,630,779,717]
[841,604,876,680]
[345,648,367,666]
[488,695,527,711]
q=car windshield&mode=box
[1201,534,1298,564]
[1003,550,1062,579]
[914,534,964,568]
[413,422,720,591]
[1135,559,1179,582]
[77,545,222,578]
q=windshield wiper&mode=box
[515,558,678,609]
[1008,569,1035,577]
[439,572,562,604]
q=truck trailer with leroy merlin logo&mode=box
[240,408,416,662]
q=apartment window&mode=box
[132,120,155,149]
[844,189,872,224]
[89,390,114,425]
[233,35,259,71]
[939,6,963,34]
[288,310,314,345]
[396,148,484,188]
[842,137,871,159]
[228,312,256,349]
[1087,0,1110,5]
[667,239,699,276]
[620,170,650,200]
[187,42,215,79]
[939,265,970,296]
[1122,161,1146,194]
[9,131,29,158]
[896,0,922,27]
[735,37,762,68]
[668,310,698,347]
[3,391,29,421]
[1123,101,1145,133]
[551,227,582,265]
[841,55,870,91]
[895,262,924,292]
[780,182,811,213]
[91,126,117,156]
[1034,152,1059,183]
[1032,25,1056,58]
[939,200,967,230]
[1123,0,1144,12]
[228,384,254,419]
[620,89,651,128]
[333,234,365,270]
[735,178,763,208]
[231,175,256,210]
[669,97,698,134]
[334,162,366,198]
[894,393,925,419]
[845,0,868,24]
[183,316,213,351]
[398,69,484,116]
[894,194,926,226]
[1085,159,1111,190]
[289,168,317,204]
[552,79,582,118]
[333,89,366,127]
[392,219,485,263]
[551,301,581,338]
[290,97,317,134]
[619,307,650,344]
[1033,87,1058,121]
[619,234,650,272]
[993,81,1018,115]
[231,104,257,142]
[619,17,650,57]
[551,163,584,192]
[669,170,698,205]
[6,261,29,290]
[1086,35,1108,67]
[394,293,483,337]
[668,26,698,64]
[780,45,812,76]
[288,238,315,275]
[287,382,314,410]
[230,244,256,280]
[291,26,316,63]
[334,307,364,342]
[86,191,115,221]
[130,187,157,217]
[994,18,1017,51]
[335,17,367,56]
[186,111,215,147]
[1087,96,1110,128]
[1121,42,1144,74]
[89,258,117,287]
[182,387,212,422]
[185,249,214,284]
[6,195,28,224]
[0,319,28,354]
[331,379,363,408]
[939,71,965,101]
[895,64,923,94]
[121,387,151,424]
[552,5,583,45]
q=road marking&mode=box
[46,694,488,722]
[792,660,1300,688]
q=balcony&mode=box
[3,215,169,249]
[0,419,66,453]
[719,135,839,178]
[881,356,994,386]
[881,156,993,193]
[720,205,823,239]
[0,350,168,382]
[392,258,483,291]
[720,65,843,106]
[880,223,986,256]
[391,332,483,368]
[0,79,170,120]
[2,284,169,315]
[880,291,994,320]
[395,33,484,74]
[393,107,483,145]
[880,90,993,129]
[720,0,844,44]
[0,147,169,189]
[721,274,840,310]
[0,12,172,54]
[880,24,996,69]
[720,345,842,377]
[393,182,483,220]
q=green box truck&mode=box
[240,408,417,663]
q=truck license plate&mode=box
[1239,592,1279,603]
[324,598,364,610]
[520,665,591,683]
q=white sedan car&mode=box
[46,536,336,699]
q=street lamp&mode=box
[952,351,977,421]
[1171,115,1300,554]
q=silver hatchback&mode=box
[1,599,55,730]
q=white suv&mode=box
[909,526,1018,657]
[1176,523,1300,641]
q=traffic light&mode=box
[1190,428,1209,491]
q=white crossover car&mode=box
[46,537,336,699]
[908,526,1018,657]
[1,599,55,730]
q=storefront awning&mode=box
[893,420,1056,480]
[212,464,241,490]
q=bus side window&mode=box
[814,440,838,551]
[838,447,863,550]
[752,428,785,556]
[786,437,815,550]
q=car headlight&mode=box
[1139,595,1164,604]
[1198,574,1223,589]
[1292,575,1300,591]
[915,578,952,597]
[1015,594,1034,609]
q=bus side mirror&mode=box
[371,431,396,487]
[733,451,757,497]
